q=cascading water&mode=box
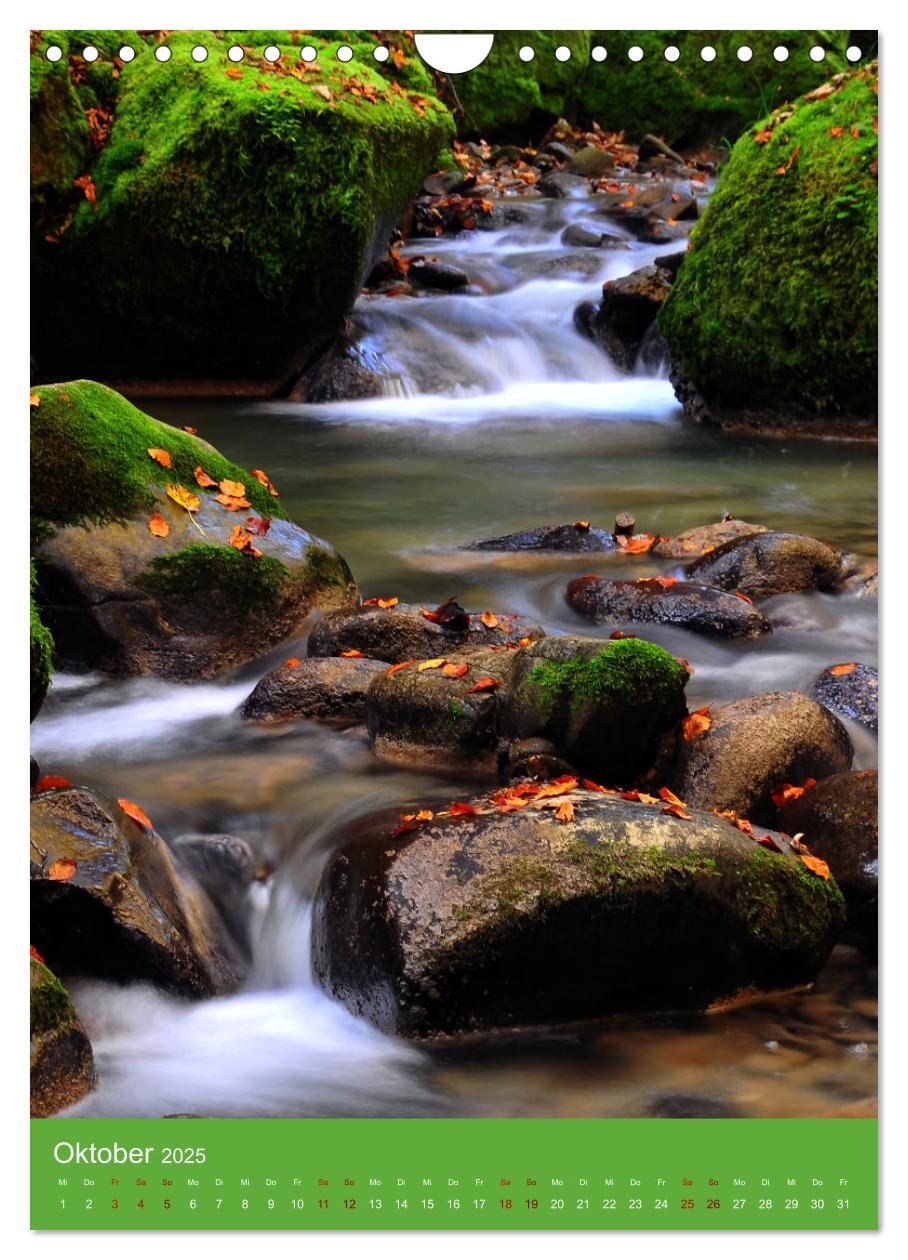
[34,186,877,1120]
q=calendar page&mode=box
[28,22,878,1233]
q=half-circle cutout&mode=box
[414,33,494,74]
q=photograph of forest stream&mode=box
[29,29,877,1123]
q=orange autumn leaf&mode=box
[401,809,434,823]
[148,512,169,538]
[245,516,271,536]
[662,803,692,820]
[29,392,40,408]
[638,574,678,590]
[166,483,200,512]
[418,657,446,672]
[517,636,533,648]
[225,67,243,79]
[48,857,77,882]
[581,779,609,793]
[572,520,591,531]
[147,447,172,469]
[754,128,773,144]
[228,525,253,551]
[757,833,785,853]
[443,663,469,678]
[466,677,500,693]
[732,590,753,604]
[251,469,280,497]
[449,801,478,816]
[770,778,817,808]
[829,126,845,138]
[535,777,579,799]
[555,799,575,823]
[35,774,72,792]
[385,659,416,677]
[341,649,367,658]
[363,596,399,609]
[480,610,499,628]
[194,466,217,488]
[800,853,831,880]
[215,494,252,511]
[30,945,45,963]
[615,533,655,553]
[830,662,857,676]
[118,798,154,830]
[284,658,300,668]
[219,479,246,498]
[658,786,686,808]
[182,425,198,435]
[682,707,711,741]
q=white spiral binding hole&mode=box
[41,38,865,67]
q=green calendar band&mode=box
[31,1118,877,1231]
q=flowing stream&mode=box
[33,189,877,1120]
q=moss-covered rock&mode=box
[570,31,852,146]
[508,635,689,781]
[456,31,591,139]
[659,64,878,434]
[32,382,356,678]
[30,30,452,383]
[312,788,846,1037]
[30,562,53,720]
[30,955,96,1117]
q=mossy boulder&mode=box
[30,955,96,1117]
[30,564,54,720]
[570,31,853,146]
[31,382,355,678]
[507,636,689,781]
[312,788,846,1037]
[31,786,247,995]
[456,31,591,139]
[659,65,878,435]
[30,30,453,384]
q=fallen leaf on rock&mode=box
[228,525,253,551]
[658,786,686,808]
[676,656,693,674]
[194,466,217,488]
[401,809,434,823]
[29,392,40,408]
[166,483,200,513]
[662,803,692,820]
[732,591,753,603]
[770,778,817,808]
[638,575,677,589]
[800,853,831,880]
[219,479,246,498]
[251,469,280,497]
[341,649,367,658]
[555,800,575,823]
[480,610,499,628]
[535,777,579,799]
[615,533,655,553]
[443,662,469,678]
[609,629,638,640]
[449,801,479,816]
[35,775,72,791]
[147,447,172,469]
[284,658,300,668]
[385,659,416,676]
[182,425,198,435]
[517,636,533,648]
[30,945,45,962]
[831,662,857,675]
[682,707,711,741]
[466,677,500,693]
[48,858,77,881]
[215,494,251,510]
[118,799,154,829]
[572,520,591,531]
[418,657,446,671]
[582,779,610,793]
[148,513,169,538]
[757,833,785,852]
[245,516,271,535]
[754,127,773,144]
[363,596,399,609]
[715,808,753,835]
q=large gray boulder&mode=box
[685,531,843,598]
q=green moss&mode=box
[31,30,453,380]
[570,30,853,145]
[30,562,53,720]
[29,957,76,1037]
[735,847,847,953]
[138,544,290,612]
[659,65,878,419]
[31,380,289,528]
[302,545,353,592]
[457,31,591,138]
[527,638,688,717]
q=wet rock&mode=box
[566,576,771,639]
[540,171,592,199]
[31,787,246,996]
[365,648,517,772]
[503,736,576,783]
[653,519,767,559]
[308,601,544,665]
[407,259,470,291]
[672,692,853,824]
[544,141,574,162]
[169,832,258,955]
[30,956,96,1117]
[525,251,613,277]
[575,263,673,371]
[312,789,846,1038]
[649,1093,740,1119]
[560,222,610,248]
[33,383,356,681]
[777,771,877,954]
[466,523,616,552]
[287,341,384,402]
[507,635,689,782]
[812,663,878,733]
[638,134,688,167]
[492,144,524,164]
[568,145,615,177]
[241,656,389,724]
[654,249,689,279]
[686,531,843,598]
[854,571,878,599]
[422,170,467,197]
